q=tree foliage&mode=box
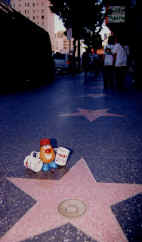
[49,0,106,48]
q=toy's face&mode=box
[40,144,55,163]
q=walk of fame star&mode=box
[1,159,142,242]
[80,94,106,98]
[89,85,104,90]
[59,108,124,122]
[87,93,106,98]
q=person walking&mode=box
[103,36,115,88]
[82,49,91,80]
[112,36,129,89]
[90,48,100,80]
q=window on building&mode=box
[41,15,44,19]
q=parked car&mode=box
[53,52,71,74]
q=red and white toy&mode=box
[24,139,70,173]
[55,146,70,166]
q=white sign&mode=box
[55,147,70,166]
[108,6,126,23]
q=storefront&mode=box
[105,0,138,87]
[105,0,131,44]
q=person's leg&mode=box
[109,66,114,88]
[84,69,88,81]
[115,67,123,89]
[94,62,99,80]
[121,66,127,88]
[103,66,109,88]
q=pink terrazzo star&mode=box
[80,94,106,98]
[2,159,142,242]
[60,108,124,122]
[89,85,104,90]
[87,93,106,98]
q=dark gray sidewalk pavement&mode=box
[0,72,142,242]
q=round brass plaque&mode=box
[57,199,87,218]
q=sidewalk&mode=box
[0,73,142,242]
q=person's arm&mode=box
[112,45,117,66]
[113,53,117,66]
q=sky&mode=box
[54,15,65,33]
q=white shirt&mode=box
[104,44,114,66]
[112,43,128,67]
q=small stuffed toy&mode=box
[40,138,58,171]
[24,151,43,172]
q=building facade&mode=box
[54,31,74,54]
[0,0,54,83]
[10,0,55,47]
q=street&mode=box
[0,73,142,242]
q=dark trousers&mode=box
[83,66,89,81]
[103,66,114,88]
[115,67,127,89]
